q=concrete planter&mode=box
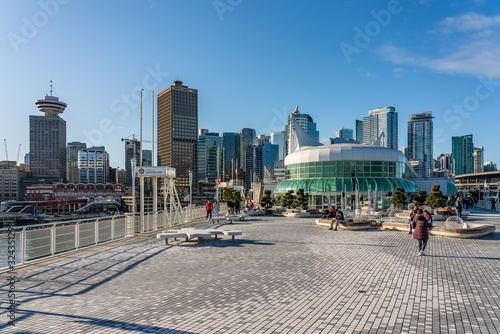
[247,210,266,216]
[284,212,311,218]
[315,219,372,230]
[381,221,495,238]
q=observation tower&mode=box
[35,80,67,116]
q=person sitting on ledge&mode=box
[329,208,344,230]
[321,208,330,219]
[444,205,456,216]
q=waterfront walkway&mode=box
[1,209,499,333]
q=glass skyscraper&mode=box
[362,106,398,150]
[222,132,240,174]
[198,130,223,183]
[407,111,433,177]
[452,134,474,175]
[271,131,286,161]
[240,128,256,172]
[355,120,363,144]
[335,127,354,140]
[67,141,86,183]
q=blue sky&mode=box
[1,0,500,168]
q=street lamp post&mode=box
[189,172,193,221]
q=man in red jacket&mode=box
[206,200,214,220]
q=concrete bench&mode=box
[221,230,243,242]
[225,215,240,223]
[204,229,242,241]
[210,217,228,224]
[157,232,188,245]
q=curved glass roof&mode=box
[274,177,418,194]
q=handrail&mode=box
[0,204,227,270]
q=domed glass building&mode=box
[274,119,418,210]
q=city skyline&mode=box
[2,1,500,167]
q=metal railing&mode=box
[0,204,227,270]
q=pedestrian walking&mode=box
[412,209,430,256]
[491,197,496,212]
[250,200,254,211]
[206,200,213,220]
[408,209,416,234]
[213,200,220,217]
[455,197,463,218]
[234,199,240,214]
[227,199,234,213]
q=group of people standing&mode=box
[226,199,242,214]
[206,198,251,219]
[205,200,220,219]
[321,206,345,231]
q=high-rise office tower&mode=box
[270,131,286,161]
[67,142,87,183]
[240,128,256,190]
[222,132,240,175]
[285,105,319,154]
[30,81,67,182]
[198,130,223,183]
[437,153,452,173]
[335,127,354,140]
[240,128,256,172]
[157,81,198,194]
[484,161,497,172]
[78,146,109,184]
[255,134,270,146]
[262,142,279,177]
[473,147,484,174]
[355,120,363,144]
[452,134,474,175]
[362,106,398,149]
[407,111,433,177]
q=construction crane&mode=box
[120,134,152,143]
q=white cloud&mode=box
[439,12,500,33]
[381,12,500,78]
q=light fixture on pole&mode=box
[189,172,193,220]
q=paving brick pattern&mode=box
[1,209,499,333]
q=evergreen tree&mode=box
[222,187,234,201]
[260,190,274,213]
[293,188,309,211]
[282,190,295,209]
[424,184,448,208]
[413,190,427,205]
[391,187,407,208]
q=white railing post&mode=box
[75,222,79,250]
[50,225,55,256]
[111,216,115,241]
[21,227,26,265]
[95,219,100,245]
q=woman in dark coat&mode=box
[412,209,430,256]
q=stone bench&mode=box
[157,232,188,245]
[158,228,243,244]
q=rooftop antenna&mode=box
[49,79,53,96]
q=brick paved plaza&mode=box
[1,209,499,333]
